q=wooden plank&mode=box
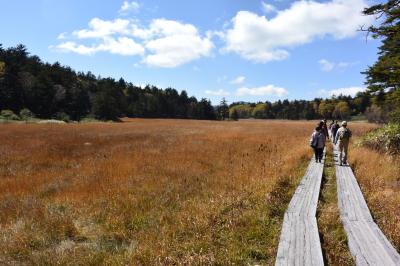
[310,217,324,266]
[275,153,324,266]
[334,145,400,266]
[304,219,312,266]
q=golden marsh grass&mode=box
[1,119,393,265]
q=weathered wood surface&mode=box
[334,146,400,266]
[276,154,325,266]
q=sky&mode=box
[0,0,383,104]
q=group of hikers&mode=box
[310,119,352,165]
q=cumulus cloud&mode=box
[119,1,140,14]
[230,75,246,84]
[205,89,230,96]
[319,86,366,97]
[236,85,288,97]
[72,18,131,39]
[141,19,214,67]
[55,42,99,55]
[55,37,144,56]
[223,0,372,63]
[53,17,213,67]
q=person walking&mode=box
[334,121,352,166]
[331,121,339,142]
[318,120,329,140]
[310,126,325,163]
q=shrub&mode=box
[358,123,400,155]
[19,108,35,120]
[0,109,20,120]
[365,104,389,123]
[80,117,100,123]
[54,112,70,122]
[229,108,239,121]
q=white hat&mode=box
[342,121,347,126]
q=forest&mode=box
[0,44,215,121]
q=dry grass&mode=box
[2,119,392,265]
[0,119,316,265]
[350,123,400,252]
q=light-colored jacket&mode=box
[310,131,326,149]
[334,127,352,144]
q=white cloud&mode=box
[319,86,366,97]
[142,19,214,68]
[223,0,372,63]
[318,58,358,72]
[230,75,246,84]
[57,32,68,40]
[54,42,99,55]
[236,85,288,97]
[73,18,131,39]
[119,1,140,14]
[319,59,335,72]
[205,89,230,96]
[54,17,213,67]
[54,37,144,56]
[101,37,145,55]
[261,2,277,13]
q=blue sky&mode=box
[0,0,382,104]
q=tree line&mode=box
[226,94,366,121]
[0,44,215,121]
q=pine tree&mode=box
[218,98,229,120]
[362,1,400,121]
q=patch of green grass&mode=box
[357,123,400,155]
[317,148,354,265]
[350,114,367,121]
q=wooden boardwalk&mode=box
[334,146,400,266]
[275,154,325,266]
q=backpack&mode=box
[310,132,318,148]
[340,128,351,140]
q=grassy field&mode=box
[0,119,392,265]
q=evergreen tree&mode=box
[362,1,400,121]
[218,98,229,120]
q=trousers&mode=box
[338,140,349,163]
[314,147,323,162]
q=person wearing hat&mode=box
[334,121,352,165]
